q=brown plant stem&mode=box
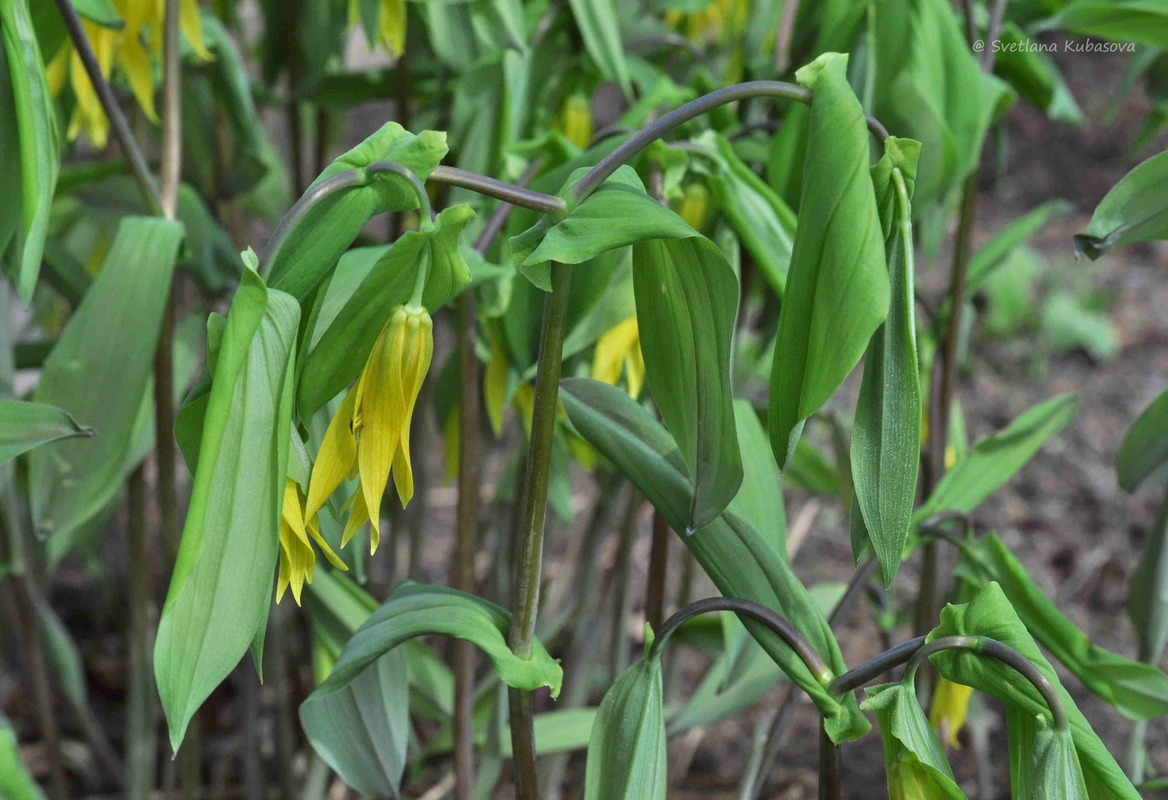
[506,262,573,800]
[645,510,670,632]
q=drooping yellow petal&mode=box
[592,316,643,398]
[357,308,410,546]
[179,0,212,60]
[340,486,373,552]
[277,480,316,605]
[625,336,645,399]
[390,309,433,508]
[306,385,360,520]
[67,23,117,146]
[556,94,593,149]
[306,514,348,571]
[675,182,710,231]
[513,383,534,437]
[484,331,508,438]
[116,35,159,123]
[46,44,70,97]
[379,0,406,57]
[928,678,973,749]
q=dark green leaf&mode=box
[731,400,786,555]
[1130,488,1168,662]
[1044,2,1168,49]
[0,400,94,465]
[1075,150,1168,260]
[1117,386,1168,492]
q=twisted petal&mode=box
[277,481,316,605]
[390,310,433,507]
[306,385,359,520]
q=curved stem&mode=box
[53,0,163,216]
[262,160,431,272]
[569,81,891,204]
[829,636,927,695]
[649,597,831,683]
[429,166,566,217]
[904,635,1068,731]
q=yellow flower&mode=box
[888,756,945,800]
[555,94,593,149]
[348,0,406,57]
[928,678,973,748]
[592,316,645,399]
[48,0,210,147]
[665,0,749,44]
[277,479,348,606]
[675,182,711,231]
[306,305,434,554]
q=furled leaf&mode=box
[302,583,562,717]
[929,583,1141,800]
[0,0,59,305]
[0,400,94,466]
[566,0,631,96]
[861,682,968,800]
[1117,387,1168,492]
[583,641,666,800]
[1007,709,1088,800]
[29,218,183,544]
[1129,487,1168,662]
[265,122,447,301]
[962,532,1168,720]
[916,394,1078,521]
[156,264,300,751]
[298,204,475,416]
[851,137,921,587]
[1075,150,1168,260]
[768,53,889,468]
[559,378,868,742]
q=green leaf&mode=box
[1044,1,1168,49]
[155,264,300,752]
[691,131,797,295]
[851,138,922,587]
[29,218,183,544]
[929,583,1141,800]
[302,582,562,712]
[1131,488,1168,663]
[559,378,868,742]
[769,53,890,469]
[583,643,666,800]
[731,400,786,555]
[963,532,1168,720]
[1117,387,1168,492]
[297,203,475,416]
[0,715,42,800]
[265,122,448,301]
[993,23,1085,127]
[301,648,410,799]
[968,199,1072,291]
[566,0,631,96]
[861,682,968,800]
[1075,150,1168,260]
[0,400,94,465]
[916,394,1079,521]
[0,0,60,305]
[1006,710,1088,800]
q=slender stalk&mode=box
[429,166,565,216]
[828,636,927,695]
[818,719,841,800]
[507,261,573,800]
[570,81,890,204]
[52,0,162,215]
[645,510,669,632]
[452,290,481,800]
[609,486,640,679]
[126,469,157,800]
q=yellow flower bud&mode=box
[929,678,974,748]
[592,316,644,399]
[556,94,594,149]
[277,479,347,606]
[674,182,711,232]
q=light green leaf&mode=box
[583,644,666,800]
[1075,150,1168,260]
[29,218,183,544]
[1044,1,1168,49]
[155,265,300,752]
[1006,709,1088,800]
[0,400,94,465]
[730,400,786,555]
[0,0,59,305]
[963,532,1168,720]
[566,0,631,96]
[968,199,1072,291]
[851,138,921,587]
[0,715,42,800]
[861,682,968,800]
[559,378,868,742]
[769,53,889,468]
[930,583,1141,800]
[265,122,448,301]
[297,203,475,416]
[916,394,1078,521]
[993,23,1085,126]
[1130,487,1168,662]
[1117,386,1168,492]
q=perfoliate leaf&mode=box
[1007,708,1089,800]
[0,401,94,466]
[29,218,183,545]
[962,532,1168,720]
[1075,150,1168,260]
[861,682,968,800]
[929,583,1141,800]
[265,122,448,301]
[583,646,666,800]
[851,137,922,587]
[298,204,475,416]
[559,378,868,742]
[916,394,1078,521]
[0,0,59,306]
[769,53,890,468]
[156,265,300,752]
[1117,386,1168,492]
